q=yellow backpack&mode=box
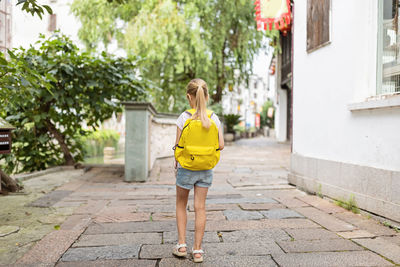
[175,109,220,171]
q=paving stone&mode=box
[0,225,20,237]
[139,244,175,259]
[260,209,304,219]
[200,194,243,200]
[56,259,156,267]
[353,237,400,264]
[337,230,375,239]
[205,218,319,231]
[53,201,86,207]
[159,256,277,267]
[284,228,340,240]
[94,212,150,223]
[188,203,240,212]
[1,264,54,267]
[297,196,347,214]
[152,211,225,221]
[335,212,397,236]
[61,245,141,262]
[273,251,393,267]
[73,233,162,247]
[163,231,220,244]
[274,197,310,208]
[74,200,108,215]
[17,229,84,264]
[136,205,176,213]
[28,190,72,207]
[220,229,291,242]
[60,215,91,231]
[206,197,277,205]
[84,221,179,234]
[277,239,363,253]
[99,206,138,214]
[55,180,85,191]
[381,235,400,246]
[295,207,355,232]
[233,167,252,173]
[223,210,263,221]
[238,203,285,210]
[236,184,295,190]
[203,241,284,256]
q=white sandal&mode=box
[172,243,187,257]
[192,248,204,263]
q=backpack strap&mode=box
[185,109,195,116]
[186,109,214,118]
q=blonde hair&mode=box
[186,78,211,129]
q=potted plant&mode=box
[223,114,241,142]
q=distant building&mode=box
[222,74,270,130]
[290,0,400,222]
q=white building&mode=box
[12,0,81,49]
[222,46,274,130]
[222,74,270,129]
[290,0,400,222]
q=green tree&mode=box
[0,33,149,173]
[9,0,124,18]
[71,0,265,112]
[260,100,275,128]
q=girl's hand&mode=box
[174,159,178,169]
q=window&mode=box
[307,0,331,52]
[0,0,11,54]
[48,14,57,32]
[378,0,400,94]
[254,81,258,89]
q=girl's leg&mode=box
[193,186,209,257]
[176,185,190,252]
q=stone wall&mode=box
[290,153,400,222]
[123,102,178,182]
[149,115,178,171]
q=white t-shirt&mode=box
[176,111,221,131]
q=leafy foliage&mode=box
[79,129,120,157]
[223,114,241,134]
[0,33,148,173]
[71,0,265,112]
[260,100,275,128]
[12,0,125,18]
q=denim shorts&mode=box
[176,168,213,190]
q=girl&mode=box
[173,78,224,263]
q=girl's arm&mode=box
[174,127,182,169]
[218,127,224,151]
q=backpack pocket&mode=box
[182,145,219,170]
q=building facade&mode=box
[290,0,400,221]
[222,74,270,130]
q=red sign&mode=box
[255,113,261,128]
[254,0,291,31]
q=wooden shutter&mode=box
[307,0,330,52]
[48,14,57,32]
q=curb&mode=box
[15,166,75,182]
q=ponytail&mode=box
[194,85,211,129]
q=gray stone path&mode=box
[12,137,400,266]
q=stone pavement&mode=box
[9,137,400,266]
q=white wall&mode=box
[12,0,82,49]
[292,0,400,171]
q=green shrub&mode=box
[79,129,120,158]
[0,33,149,173]
[335,194,360,214]
[260,100,275,128]
[223,114,241,134]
